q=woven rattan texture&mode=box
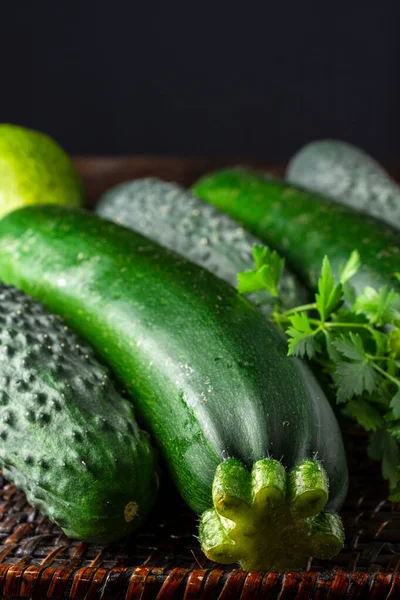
[0,423,399,597]
[1,159,400,598]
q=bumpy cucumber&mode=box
[95,178,310,313]
[286,140,400,229]
[0,283,157,543]
[0,206,347,571]
[193,168,400,296]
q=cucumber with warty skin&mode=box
[0,283,157,543]
[95,178,310,314]
[192,168,400,296]
[286,140,400,229]
[0,206,348,571]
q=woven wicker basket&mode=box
[1,158,399,599]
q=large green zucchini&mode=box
[193,169,400,296]
[0,206,348,570]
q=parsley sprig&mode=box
[238,246,400,501]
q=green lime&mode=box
[0,124,84,218]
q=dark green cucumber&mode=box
[0,283,157,543]
[95,178,310,313]
[286,140,400,229]
[193,168,400,296]
[0,206,348,571]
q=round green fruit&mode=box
[0,124,84,218]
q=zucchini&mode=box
[0,282,157,543]
[0,206,348,571]
[95,177,310,314]
[193,169,400,296]
[286,140,400,229]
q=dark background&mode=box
[2,1,400,160]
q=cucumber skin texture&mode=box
[286,140,400,229]
[0,283,157,543]
[0,206,348,515]
[95,178,310,313]
[193,169,400,296]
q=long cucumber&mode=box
[286,140,400,229]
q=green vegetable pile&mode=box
[0,125,399,573]
[239,246,400,499]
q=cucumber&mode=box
[0,206,348,571]
[193,168,400,296]
[95,178,310,314]
[0,282,157,543]
[286,140,400,229]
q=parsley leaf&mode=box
[375,380,395,406]
[334,361,380,403]
[316,256,343,321]
[387,421,400,440]
[342,398,385,431]
[333,333,380,402]
[286,313,319,359]
[390,389,400,419]
[324,331,342,363]
[388,328,400,358]
[370,329,388,356]
[384,411,400,441]
[334,333,366,361]
[354,286,400,326]
[237,245,285,297]
[368,430,400,492]
[237,266,271,295]
[339,250,361,284]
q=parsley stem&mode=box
[369,360,400,387]
[309,318,325,327]
[278,315,373,331]
[280,303,318,318]
[323,322,371,330]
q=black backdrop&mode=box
[2,1,400,160]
